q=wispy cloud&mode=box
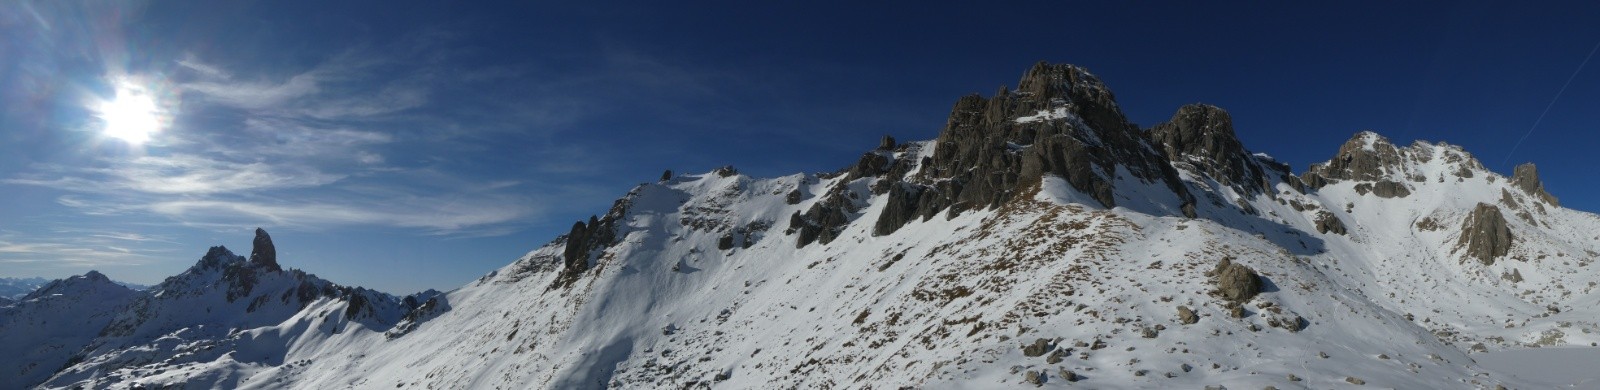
[141,193,538,233]
[6,155,345,195]
[0,240,153,266]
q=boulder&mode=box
[1177,305,1199,324]
[1021,338,1054,357]
[1212,257,1263,302]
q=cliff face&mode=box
[1457,203,1515,265]
[862,62,1198,239]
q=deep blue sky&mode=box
[2,1,1597,294]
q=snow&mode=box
[6,128,1598,389]
[1015,107,1074,123]
[1476,347,1600,389]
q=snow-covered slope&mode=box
[14,61,1600,389]
[0,272,137,388]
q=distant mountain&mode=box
[0,277,49,300]
[10,62,1599,389]
[1,276,148,303]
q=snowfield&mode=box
[5,63,1599,389]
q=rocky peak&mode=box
[868,62,1194,237]
[1148,104,1269,193]
[195,246,243,270]
[1305,131,1404,185]
[1510,163,1560,207]
[249,228,281,272]
[83,270,109,282]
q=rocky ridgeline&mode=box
[555,61,1565,278]
[868,62,1198,239]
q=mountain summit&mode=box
[10,62,1598,389]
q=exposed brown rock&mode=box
[1511,163,1560,207]
[1212,257,1263,302]
[1307,132,1403,183]
[1353,180,1411,198]
[1315,211,1348,235]
[1177,305,1199,324]
[869,62,1196,237]
[1457,203,1513,265]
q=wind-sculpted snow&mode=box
[15,62,1600,389]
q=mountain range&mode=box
[4,62,1597,389]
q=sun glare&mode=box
[97,81,164,145]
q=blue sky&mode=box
[2,1,1597,294]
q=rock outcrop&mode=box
[1510,163,1560,207]
[1148,104,1274,195]
[1354,180,1411,198]
[868,62,1196,237]
[1212,257,1263,302]
[558,193,632,281]
[249,228,280,272]
[1303,132,1405,187]
[1314,211,1348,235]
[1457,203,1514,265]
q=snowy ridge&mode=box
[7,62,1599,389]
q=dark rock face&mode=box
[1305,132,1404,184]
[878,135,896,150]
[1212,257,1263,302]
[1148,104,1275,195]
[562,221,591,273]
[557,193,632,282]
[1314,211,1348,235]
[846,151,893,180]
[249,228,280,272]
[874,183,922,236]
[660,170,673,182]
[867,62,1196,237]
[1352,180,1411,198]
[1457,203,1514,265]
[787,184,856,247]
[1510,163,1560,206]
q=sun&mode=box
[96,81,165,145]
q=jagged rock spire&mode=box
[249,228,281,272]
[1510,163,1560,207]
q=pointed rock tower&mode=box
[249,228,281,272]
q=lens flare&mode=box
[97,81,165,144]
